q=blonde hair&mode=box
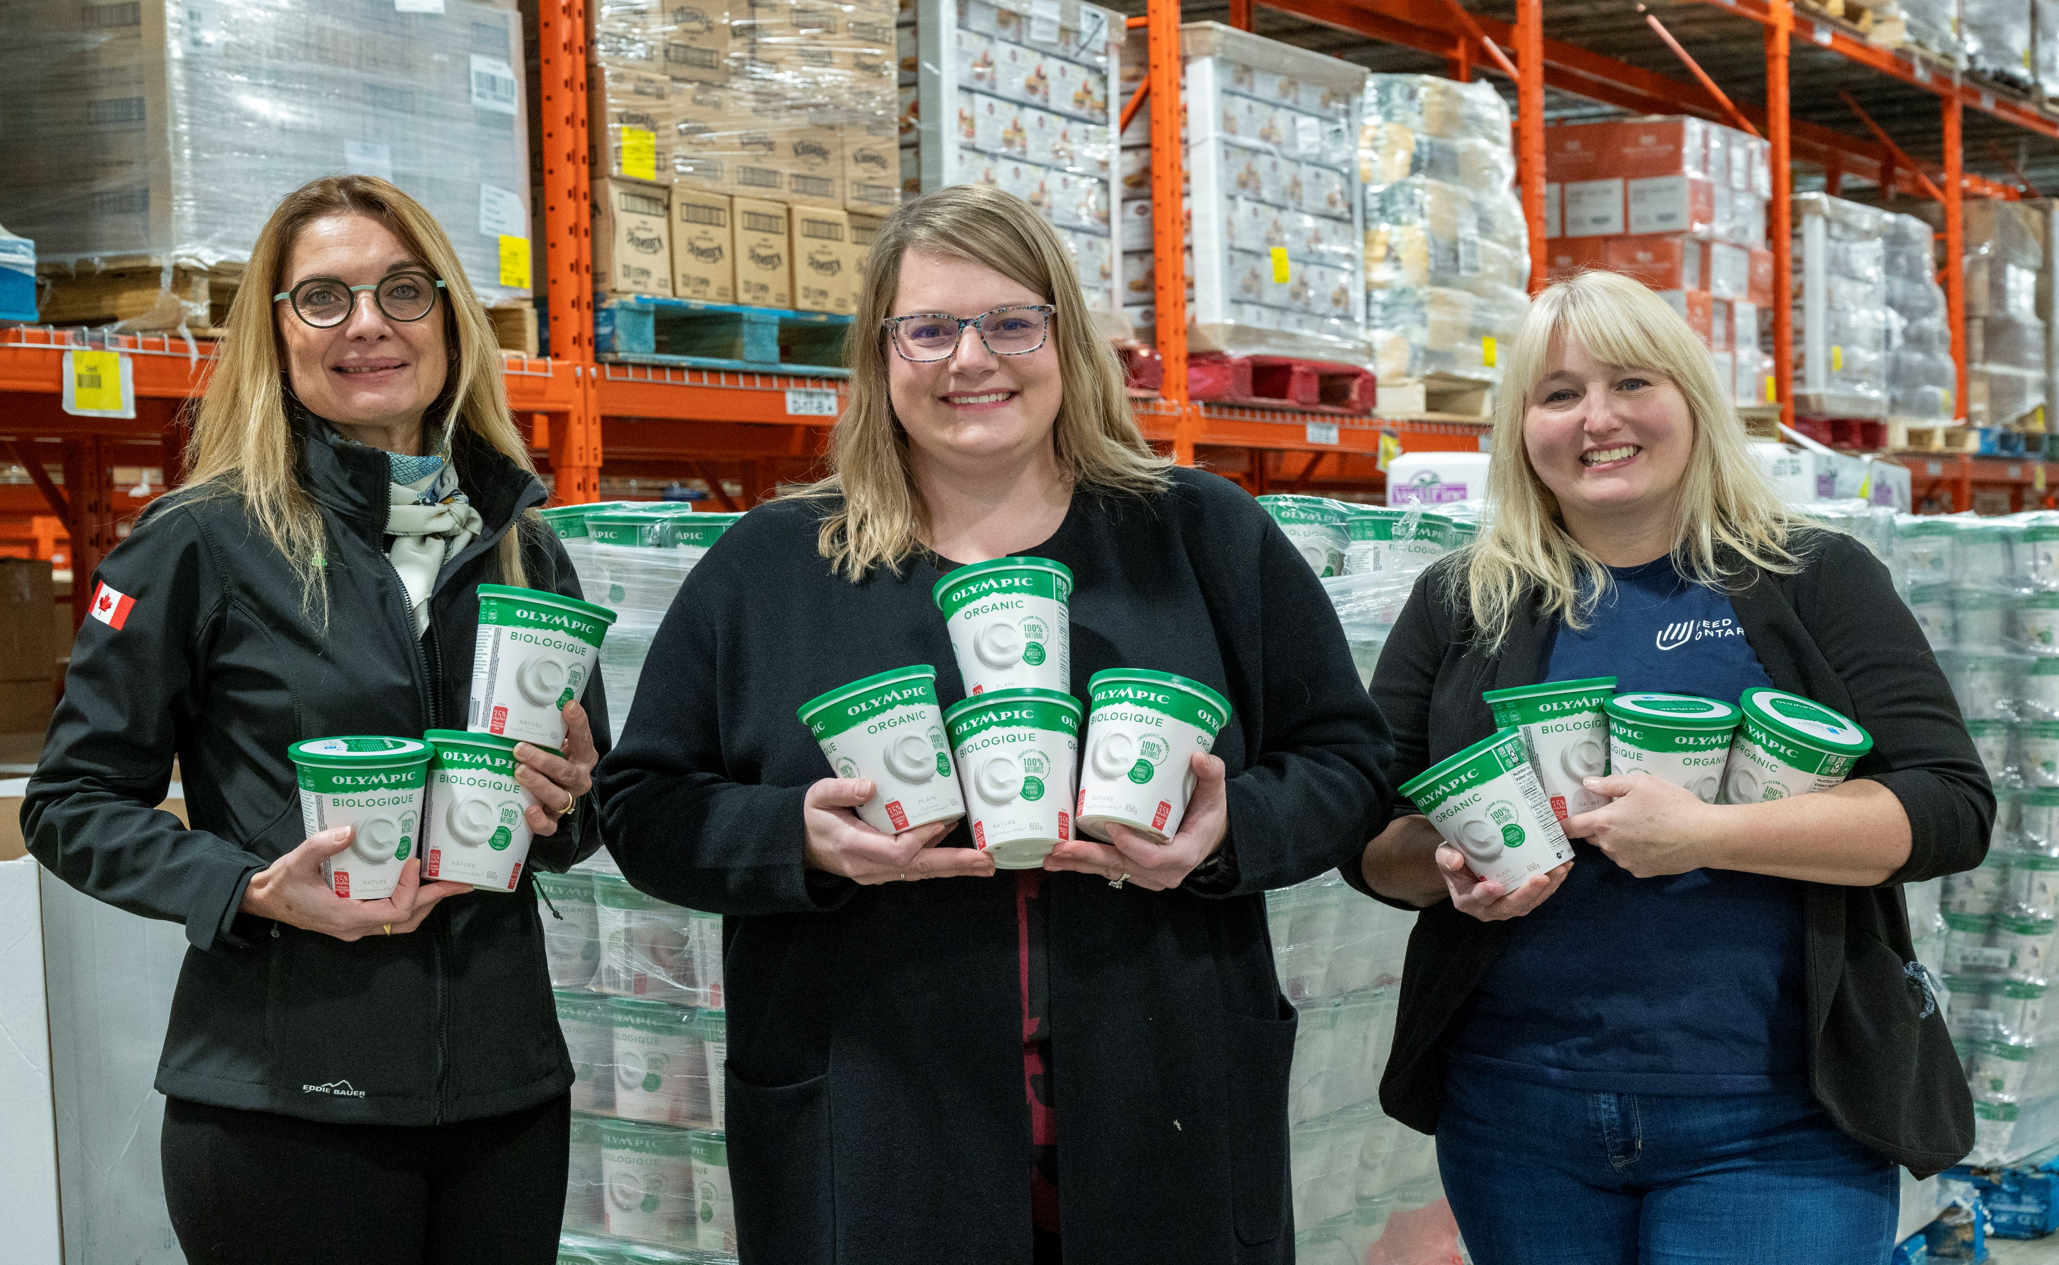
[180,175,536,614]
[790,184,1170,580]
[1462,269,1805,651]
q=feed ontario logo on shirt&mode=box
[1655,617,1747,652]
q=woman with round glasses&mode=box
[23,175,605,1264]
[597,184,1393,1263]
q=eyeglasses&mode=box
[273,272,447,329]
[883,305,1054,362]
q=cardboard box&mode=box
[592,180,675,296]
[591,70,673,184]
[733,196,791,307]
[1561,178,1625,238]
[0,560,56,684]
[1543,182,1562,240]
[1627,174,1716,237]
[842,119,897,211]
[1707,240,1750,300]
[666,81,741,193]
[790,205,859,314]
[1710,298,1733,352]
[1544,237,1605,281]
[1748,247,1775,306]
[1657,288,1714,347]
[0,680,53,734]
[1604,234,1700,291]
[1612,116,1709,179]
[780,120,845,207]
[652,0,731,83]
[672,189,736,302]
[1544,122,1615,183]
[850,210,884,288]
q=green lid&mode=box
[1344,507,1405,541]
[1086,668,1233,736]
[591,870,686,912]
[1397,726,1529,809]
[1482,677,1616,728]
[2021,722,2059,739]
[698,1008,727,1043]
[1256,494,1348,525]
[1999,979,2048,998]
[2000,916,2058,936]
[690,1128,728,1167]
[796,665,939,739]
[1955,590,2014,610]
[476,583,618,627]
[2021,592,2059,610]
[1603,693,1743,730]
[2020,788,2059,807]
[674,512,744,550]
[943,686,1082,739]
[1945,911,1996,934]
[1968,719,2013,735]
[587,510,676,548]
[608,995,700,1035]
[2028,659,2059,677]
[287,735,431,768]
[553,988,612,1020]
[1907,584,1954,604]
[534,869,595,899]
[1736,688,1873,756]
[599,1116,696,1157]
[930,556,1075,617]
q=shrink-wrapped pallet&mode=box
[1885,211,1957,422]
[1793,193,1891,419]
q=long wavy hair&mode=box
[1462,269,1805,651]
[789,184,1170,580]
[178,175,535,615]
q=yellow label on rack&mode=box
[1482,335,1497,368]
[1830,344,1843,372]
[1376,431,1402,473]
[622,127,657,182]
[69,350,124,413]
[499,235,531,289]
[1764,375,1776,403]
[1270,247,1289,284]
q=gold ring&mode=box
[383,924,392,935]
[557,796,577,819]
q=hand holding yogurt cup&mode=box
[239,825,473,941]
[1042,751,1230,891]
[511,698,601,837]
[800,777,987,885]
[1560,772,1720,878]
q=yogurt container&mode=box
[610,997,710,1128]
[2020,593,2059,654]
[1385,508,1452,572]
[1396,726,1576,890]
[2002,915,2059,982]
[797,665,965,835]
[555,988,616,1114]
[600,1118,696,1243]
[587,509,696,617]
[2023,519,2059,591]
[1955,520,2017,588]
[698,1009,727,1130]
[2025,658,2059,719]
[1602,694,1742,803]
[2019,788,2059,853]
[1257,494,1349,576]
[1945,912,2006,977]
[1949,652,2025,721]
[288,736,433,900]
[1945,849,2012,918]
[593,873,694,1001]
[420,730,537,891]
[1076,668,1233,843]
[1897,517,1955,587]
[685,908,723,1009]
[690,1130,736,1256]
[1992,978,2049,1040]
[469,584,617,751]
[2013,853,2059,921]
[1955,590,2013,651]
[673,512,743,568]
[1906,585,1956,650]
[1970,1038,2036,1101]
[931,557,1074,696]
[1968,719,2016,785]
[1720,688,1874,804]
[536,870,603,989]
[944,687,1082,867]
[564,1112,608,1235]
[2022,723,2059,787]
[1481,676,1617,822]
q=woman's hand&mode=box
[1043,752,1228,892]
[800,777,992,884]
[1560,772,1718,878]
[514,700,598,837]
[1438,845,1573,921]
[239,826,472,941]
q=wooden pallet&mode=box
[36,263,242,332]
[487,303,539,358]
[1188,353,1377,415]
[1888,420,1980,453]
[1373,373,1491,422]
[594,295,851,377]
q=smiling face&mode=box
[885,249,1062,474]
[1523,332,1695,550]
[275,213,448,450]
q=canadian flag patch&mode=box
[89,581,136,630]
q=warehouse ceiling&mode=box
[1108,0,2059,198]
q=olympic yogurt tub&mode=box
[469,584,617,752]
[691,1130,736,1256]
[1603,694,1741,803]
[1257,494,1349,577]
[1397,726,1574,890]
[674,512,743,569]
[288,736,433,900]
[1719,689,1874,804]
[2024,516,2059,591]
[1481,676,1616,822]
[555,988,615,1114]
[609,997,707,1128]
[698,1009,727,1132]
[932,557,1073,695]
[798,665,964,835]
[420,730,537,891]
[600,1118,696,1243]
[1965,719,2015,784]
[1905,585,1956,651]
[1342,506,1450,576]
[2021,722,2059,787]
[944,687,1081,867]
[2021,593,2059,654]
[1076,668,1232,843]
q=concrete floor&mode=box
[1990,1236,2059,1261]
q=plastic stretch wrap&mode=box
[903,0,1121,314]
[1362,74,1524,388]
[1793,193,1890,419]
[1117,21,1367,360]
[1964,0,2037,91]
[1900,0,1967,63]
[0,0,534,318]
[1915,199,2050,425]
[1885,211,1957,422]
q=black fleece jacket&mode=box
[1345,530,1992,1177]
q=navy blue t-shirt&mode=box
[1442,557,1810,1093]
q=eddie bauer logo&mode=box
[303,1079,368,1098]
[1655,617,1746,651]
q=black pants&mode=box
[161,1093,570,1265]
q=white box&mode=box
[0,858,62,1265]
[1544,181,1563,240]
[1709,241,1750,300]
[1563,178,1625,237]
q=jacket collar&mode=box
[290,402,544,542]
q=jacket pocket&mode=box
[726,1066,834,1265]
[1822,927,1973,1171]
[1225,996,1298,1246]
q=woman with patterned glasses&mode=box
[597,183,1394,1264]
[22,175,605,1265]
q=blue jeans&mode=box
[1435,1062,1900,1264]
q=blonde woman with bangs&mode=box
[597,184,1395,1265]
[1349,269,1991,1261]
[24,176,607,1264]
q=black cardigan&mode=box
[594,468,1396,1265]
[1346,530,1992,1178]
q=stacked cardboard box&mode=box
[0,561,55,734]
[909,0,1124,317]
[1914,200,2052,427]
[589,0,896,312]
[1791,193,1892,419]
[1886,210,1958,422]
[0,0,534,320]
[1543,117,1776,409]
